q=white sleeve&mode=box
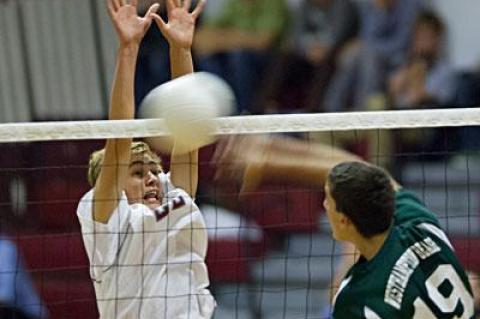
[76,189,131,279]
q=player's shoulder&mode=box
[394,188,423,206]
[76,189,99,221]
[77,188,94,209]
[394,188,440,228]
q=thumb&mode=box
[144,2,160,18]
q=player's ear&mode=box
[338,213,352,229]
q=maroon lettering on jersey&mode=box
[172,195,186,210]
[154,195,187,221]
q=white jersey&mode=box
[76,174,215,319]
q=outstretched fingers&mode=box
[166,0,176,13]
[144,3,160,19]
[151,13,167,32]
[106,0,119,16]
[191,0,206,19]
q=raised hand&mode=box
[151,0,206,49]
[106,0,159,46]
[213,135,271,194]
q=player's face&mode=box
[324,183,347,241]
[125,153,163,210]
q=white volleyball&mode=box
[140,72,235,153]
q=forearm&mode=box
[109,44,139,120]
[238,136,362,192]
[169,46,194,79]
[168,45,199,196]
[170,149,199,196]
[94,44,139,223]
[269,136,361,163]
[259,154,348,188]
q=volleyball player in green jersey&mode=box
[214,135,475,319]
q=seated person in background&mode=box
[388,11,457,158]
[389,11,455,109]
[324,0,425,112]
[0,237,48,319]
[193,0,289,114]
[257,0,358,113]
[214,135,475,318]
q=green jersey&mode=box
[333,189,475,319]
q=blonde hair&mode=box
[87,141,162,187]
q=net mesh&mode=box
[1,110,479,319]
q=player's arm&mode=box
[93,0,158,223]
[152,0,205,197]
[254,138,359,188]
[263,137,402,191]
[215,135,401,193]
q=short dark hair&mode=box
[415,11,445,35]
[327,162,395,238]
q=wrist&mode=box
[169,46,194,78]
[118,42,140,55]
[169,46,192,56]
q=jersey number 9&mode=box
[413,264,474,319]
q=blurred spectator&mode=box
[324,0,425,112]
[0,236,48,319]
[389,11,455,109]
[388,12,464,158]
[194,0,289,114]
[257,0,358,113]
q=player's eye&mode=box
[133,170,144,178]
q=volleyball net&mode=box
[1,108,480,319]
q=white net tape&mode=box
[1,108,479,143]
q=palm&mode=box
[112,6,150,44]
[163,8,196,48]
[153,0,205,49]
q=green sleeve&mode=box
[394,189,440,227]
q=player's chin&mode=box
[144,198,161,210]
[148,202,161,210]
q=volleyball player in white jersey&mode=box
[76,0,214,318]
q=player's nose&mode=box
[145,171,158,185]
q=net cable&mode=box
[1,107,479,142]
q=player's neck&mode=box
[354,230,390,261]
